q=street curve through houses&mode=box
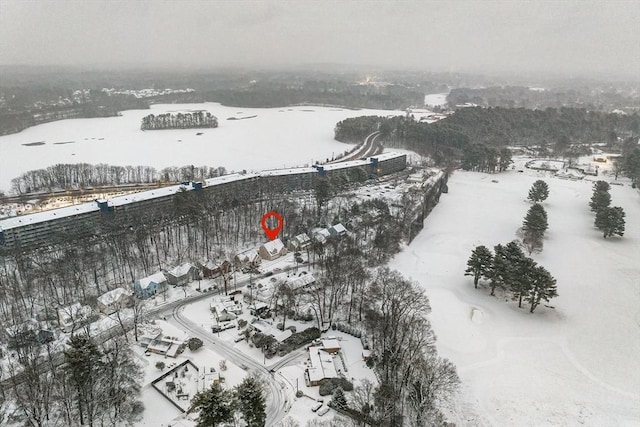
[168,300,293,425]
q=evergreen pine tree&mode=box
[527,180,549,202]
[189,382,235,427]
[593,180,611,193]
[590,188,611,212]
[330,387,348,411]
[464,245,493,288]
[490,244,508,296]
[522,203,549,254]
[234,376,266,427]
[510,256,537,308]
[595,206,626,238]
[525,265,558,313]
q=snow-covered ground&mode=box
[0,103,404,193]
[390,161,640,426]
[424,92,449,107]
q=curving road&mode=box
[330,131,383,163]
[157,268,303,426]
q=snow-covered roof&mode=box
[330,223,347,234]
[321,338,341,350]
[203,172,259,186]
[236,249,260,261]
[369,152,405,162]
[308,346,338,383]
[167,262,195,277]
[97,287,129,306]
[138,272,167,289]
[260,167,316,177]
[288,273,316,290]
[261,238,285,255]
[319,159,370,171]
[0,202,99,230]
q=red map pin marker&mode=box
[261,211,283,241]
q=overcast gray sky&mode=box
[1,0,638,78]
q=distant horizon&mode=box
[1,0,638,84]
[1,62,638,86]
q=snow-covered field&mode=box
[0,103,403,193]
[424,92,449,107]
[390,163,640,426]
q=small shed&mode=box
[166,263,198,286]
[259,238,287,261]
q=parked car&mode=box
[311,402,323,412]
[317,406,330,416]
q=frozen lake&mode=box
[0,103,402,193]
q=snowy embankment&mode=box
[0,103,404,193]
[390,167,640,426]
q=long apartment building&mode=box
[0,153,406,250]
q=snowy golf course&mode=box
[390,162,640,426]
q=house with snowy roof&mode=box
[97,287,133,315]
[311,227,331,244]
[58,303,93,333]
[329,223,347,237]
[234,249,262,269]
[259,238,287,261]
[165,262,198,286]
[287,233,311,251]
[305,345,340,386]
[287,272,316,291]
[134,271,168,299]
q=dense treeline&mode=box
[334,107,640,169]
[10,163,227,194]
[448,86,640,112]
[0,89,149,136]
[140,111,218,130]
[206,81,426,110]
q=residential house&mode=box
[305,345,339,386]
[287,233,311,251]
[259,238,287,261]
[311,227,331,244]
[211,303,238,322]
[5,319,54,349]
[97,287,133,315]
[328,223,347,237]
[134,271,168,299]
[57,303,92,333]
[202,260,232,279]
[165,262,198,286]
[287,272,316,291]
[234,249,262,269]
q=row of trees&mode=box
[10,163,227,194]
[188,376,265,427]
[590,181,626,238]
[140,111,218,130]
[465,242,558,313]
[4,334,143,426]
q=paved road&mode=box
[330,131,382,163]
[166,298,294,425]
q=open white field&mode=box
[0,103,403,193]
[390,167,640,426]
